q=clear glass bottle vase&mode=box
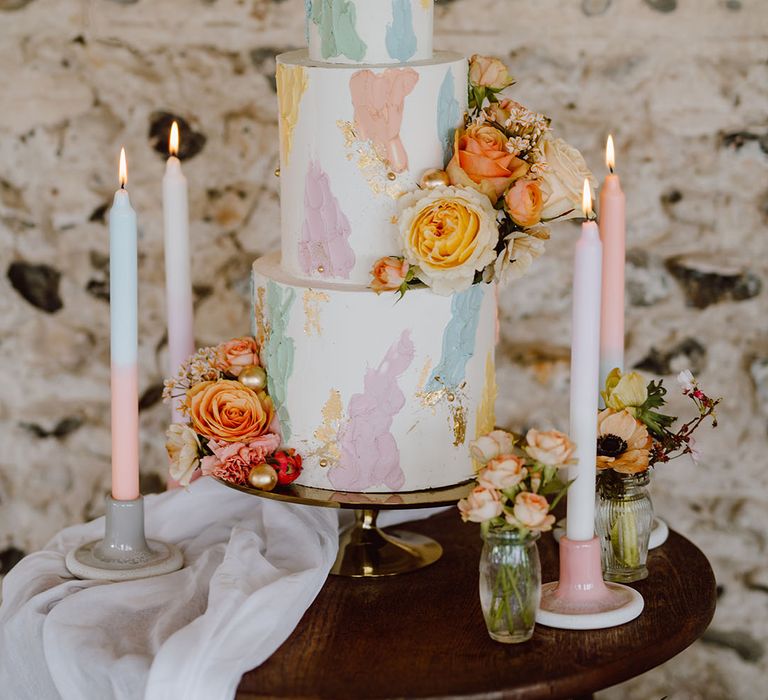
[478,528,541,644]
[595,470,654,583]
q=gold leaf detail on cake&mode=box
[336,120,406,199]
[302,289,330,336]
[254,286,268,346]
[420,0,430,9]
[474,352,497,469]
[277,63,308,166]
[450,402,467,447]
[311,389,344,466]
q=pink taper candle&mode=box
[566,181,603,542]
[163,122,195,424]
[109,148,140,501]
[598,135,626,395]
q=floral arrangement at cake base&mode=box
[369,54,594,298]
[595,368,721,582]
[163,336,302,491]
[458,428,573,644]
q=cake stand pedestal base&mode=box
[333,509,442,577]
[214,478,472,577]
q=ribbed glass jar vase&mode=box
[595,470,654,582]
[478,529,541,644]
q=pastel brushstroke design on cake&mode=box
[298,160,355,279]
[276,63,308,166]
[437,68,461,167]
[425,284,485,392]
[303,289,330,336]
[329,330,415,491]
[311,0,367,62]
[304,0,312,42]
[350,68,419,174]
[264,280,296,442]
[386,0,418,63]
[312,389,344,467]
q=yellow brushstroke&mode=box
[277,63,308,165]
[474,352,497,470]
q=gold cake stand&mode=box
[215,478,472,578]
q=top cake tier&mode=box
[306,0,434,65]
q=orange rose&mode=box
[447,125,528,204]
[468,55,514,91]
[186,380,274,443]
[216,337,259,377]
[370,256,409,294]
[504,179,543,227]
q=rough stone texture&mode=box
[0,1,766,696]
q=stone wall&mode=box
[1,0,766,696]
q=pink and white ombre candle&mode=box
[598,135,626,393]
[163,122,195,423]
[109,148,140,501]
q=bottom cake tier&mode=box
[252,253,498,492]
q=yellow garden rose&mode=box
[398,185,498,295]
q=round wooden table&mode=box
[237,509,715,699]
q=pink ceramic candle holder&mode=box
[536,536,644,630]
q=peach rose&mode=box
[485,99,521,127]
[504,179,543,228]
[525,428,575,467]
[447,125,528,204]
[370,256,409,294]
[539,135,594,221]
[470,429,516,464]
[469,55,514,91]
[458,486,503,523]
[477,455,527,491]
[216,337,259,378]
[186,379,274,443]
[512,492,555,532]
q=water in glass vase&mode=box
[479,529,541,643]
[595,470,654,583]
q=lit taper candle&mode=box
[110,148,140,501]
[163,121,195,423]
[566,180,603,542]
[598,135,626,394]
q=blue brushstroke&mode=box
[437,68,461,167]
[312,0,367,61]
[265,280,296,442]
[426,285,485,392]
[386,0,417,63]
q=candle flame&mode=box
[582,179,593,218]
[606,134,615,173]
[169,121,179,157]
[118,147,127,188]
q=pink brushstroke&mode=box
[299,160,355,278]
[330,330,415,492]
[349,68,419,173]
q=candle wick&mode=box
[120,183,126,190]
[608,165,614,175]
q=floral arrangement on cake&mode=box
[458,428,573,534]
[596,368,721,476]
[370,54,594,297]
[163,336,302,491]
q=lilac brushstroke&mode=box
[299,160,356,278]
[329,330,415,491]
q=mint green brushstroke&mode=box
[265,280,296,442]
[385,0,417,63]
[437,68,461,167]
[311,0,367,62]
[426,285,485,393]
[304,0,312,43]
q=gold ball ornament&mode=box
[238,364,268,391]
[274,167,281,177]
[248,464,278,491]
[419,168,450,189]
[386,171,397,181]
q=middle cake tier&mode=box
[252,253,497,493]
[276,49,468,287]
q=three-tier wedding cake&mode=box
[251,0,497,493]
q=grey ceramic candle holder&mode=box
[65,495,183,581]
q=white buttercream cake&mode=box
[252,0,497,492]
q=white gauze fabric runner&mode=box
[0,477,444,700]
